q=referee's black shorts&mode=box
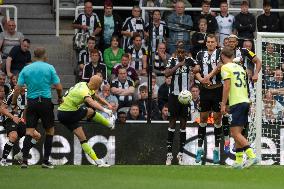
[26,97,54,129]
[199,86,222,112]
[57,106,88,131]
[168,94,190,119]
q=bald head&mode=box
[88,74,103,90]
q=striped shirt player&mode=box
[233,47,256,70]
[126,44,147,70]
[216,14,235,46]
[121,16,147,50]
[165,49,196,166]
[73,12,101,34]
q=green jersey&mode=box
[58,82,95,111]
[221,62,250,106]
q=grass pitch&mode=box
[1,165,284,189]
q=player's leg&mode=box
[196,111,208,163]
[166,94,178,165]
[14,123,40,164]
[73,126,110,167]
[87,107,114,129]
[222,112,231,153]
[0,129,18,166]
[213,112,222,164]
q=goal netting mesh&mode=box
[250,33,284,165]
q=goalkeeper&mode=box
[57,74,114,167]
[220,47,258,169]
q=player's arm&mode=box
[84,96,110,113]
[221,79,230,115]
[11,85,23,105]
[164,58,184,77]
[93,92,112,109]
[0,103,20,124]
[251,56,261,82]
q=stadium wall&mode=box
[0,122,282,165]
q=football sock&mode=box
[214,125,222,148]
[235,148,244,164]
[222,116,230,138]
[179,129,186,153]
[81,141,98,160]
[2,141,14,160]
[243,146,256,159]
[22,135,33,160]
[92,112,111,127]
[167,128,175,153]
[43,135,53,162]
[198,123,206,147]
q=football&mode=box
[178,90,192,105]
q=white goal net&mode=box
[252,32,284,165]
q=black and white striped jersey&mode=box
[166,57,196,95]
[234,47,256,70]
[78,49,103,65]
[196,49,222,85]
[150,21,168,52]
[4,89,26,119]
[73,13,101,34]
[126,44,147,70]
[122,16,147,50]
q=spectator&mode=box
[263,90,284,123]
[5,39,31,78]
[72,1,102,37]
[153,42,170,86]
[223,37,229,48]
[121,6,147,50]
[158,75,171,111]
[126,34,147,77]
[166,0,193,54]
[116,111,127,124]
[0,72,9,96]
[215,1,235,47]
[150,10,168,52]
[0,20,24,61]
[111,67,135,109]
[257,1,279,32]
[99,83,119,119]
[137,85,160,120]
[82,49,107,82]
[266,68,284,106]
[138,72,159,99]
[191,18,208,58]
[262,43,281,73]
[98,0,122,50]
[234,0,256,47]
[190,85,200,122]
[111,53,139,86]
[127,103,144,120]
[103,35,125,77]
[193,1,218,34]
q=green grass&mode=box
[1,165,284,189]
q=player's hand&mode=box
[201,76,211,85]
[252,73,258,82]
[107,104,113,111]
[221,103,227,115]
[81,25,88,31]
[103,108,113,117]
[12,116,20,124]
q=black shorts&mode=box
[3,119,26,138]
[199,86,222,112]
[230,102,249,127]
[26,97,54,129]
[57,106,88,131]
[168,94,190,119]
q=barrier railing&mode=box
[0,5,18,31]
[55,0,284,37]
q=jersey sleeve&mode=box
[50,66,60,85]
[166,57,175,68]
[185,57,197,67]
[221,65,232,81]
[242,48,256,61]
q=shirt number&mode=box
[233,71,246,88]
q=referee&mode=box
[12,47,63,168]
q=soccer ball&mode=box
[178,90,192,105]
